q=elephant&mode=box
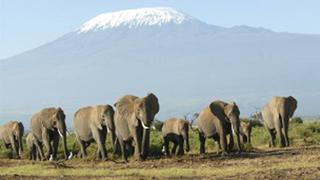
[114,93,159,162]
[197,100,241,155]
[0,121,24,158]
[73,105,115,160]
[30,107,72,160]
[161,118,190,156]
[261,96,297,147]
[26,132,45,161]
[240,121,252,144]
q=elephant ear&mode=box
[18,122,24,136]
[94,106,104,129]
[224,102,240,117]
[209,102,227,122]
[146,93,159,115]
[287,96,297,118]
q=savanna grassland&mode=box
[0,121,320,179]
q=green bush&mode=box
[291,117,303,124]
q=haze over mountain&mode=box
[1,7,319,125]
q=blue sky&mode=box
[0,0,319,59]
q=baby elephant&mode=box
[240,122,252,144]
[26,133,45,161]
[162,118,190,156]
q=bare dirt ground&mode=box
[0,145,320,179]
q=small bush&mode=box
[153,120,163,131]
[291,117,303,124]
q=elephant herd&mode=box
[0,93,297,162]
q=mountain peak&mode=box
[76,7,195,33]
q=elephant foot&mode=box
[221,152,228,157]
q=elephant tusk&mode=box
[49,154,53,161]
[57,129,63,138]
[68,152,73,160]
[140,120,150,129]
[66,130,70,136]
[105,123,111,134]
[232,127,235,134]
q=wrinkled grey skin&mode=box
[197,101,241,155]
[73,105,115,161]
[31,107,72,160]
[114,93,159,162]
[162,118,190,156]
[26,132,45,161]
[240,122,252,144]
[0,121,24,158]
[262,96,297,147]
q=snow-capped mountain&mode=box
[77,7,195,32]
[1,7,320,126]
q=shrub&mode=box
[153,119,163,131]
[291,117,303,124]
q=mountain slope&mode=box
[1,7,319,125]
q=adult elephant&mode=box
[73,105,115,160]
[197,101,241,155]
[162,118,190,156]
[114,93,159,162]
[262,96,297,147]
[31,107,72,160]
[0,121,24,158]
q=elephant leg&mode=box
[118,137,128,162]
[92,129,107,161]
[267,129,276,148]
[9,136,19,158]
[34,141,45,161]
[282,126,289,147]
[275,125,285,147]
[52,133,59,160]
[214,138,221,154]
[113,138,121,156]
[177,136,184,156]
[133,128,142,161]
[228,134,234,152]
[199,132,206,154]
[28,146,34,160]
[10,136,19,158]
[79,140,87,158]
[42,130,53,160]
[163,136,170,156]
[171,142,178,155]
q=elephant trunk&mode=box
[18,133,23,155]
[231,118,241,151]
[235,132,241,152]
[17,122,24,155]
[182,125,190,152]
[185,132,190,152]
[141,128,150,160]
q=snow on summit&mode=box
[77,7,194,33]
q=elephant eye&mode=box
[53,121,57,126]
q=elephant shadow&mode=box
[200,147,301,161]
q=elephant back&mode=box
[162,118,187,136]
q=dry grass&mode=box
[1,146,320,179]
